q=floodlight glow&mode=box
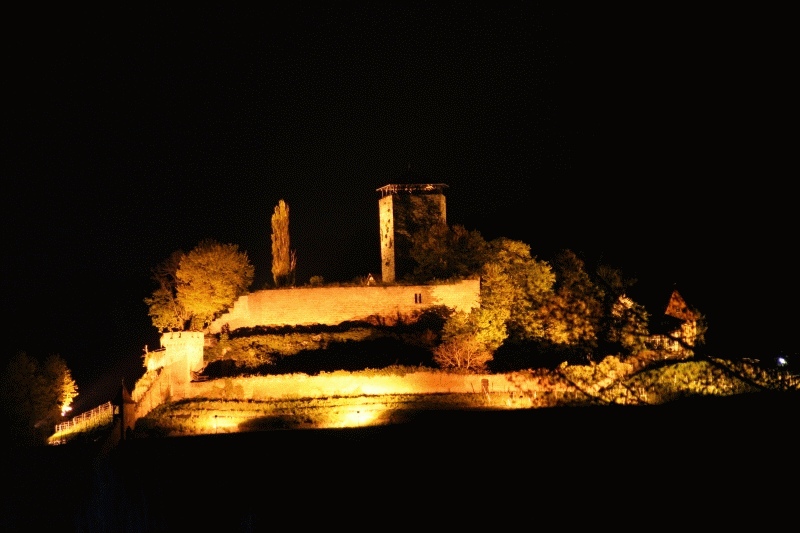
[327,403,388,428]
[206,414,239,433]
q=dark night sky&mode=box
[2,4,794,413]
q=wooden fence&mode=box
[53,401,114,435]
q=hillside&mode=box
[127,349,800,438]
[7,392,800,530]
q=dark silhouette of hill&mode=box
[4,391,798,529]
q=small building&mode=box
[649,288,702,357]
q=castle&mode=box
[118,184,480,432]
[207,182,477,333]
[103,182,700,441]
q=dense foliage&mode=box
[145,240,255,332]
[143,250,189,332]
[203,308,450,377]
[0,352,77,447]
[405,221,704,370]
[270,199,295,287]
[408,222,488,282]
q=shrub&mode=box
[433,335,493,373]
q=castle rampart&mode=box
[208,279,480,334]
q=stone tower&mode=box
[377,182,448,283]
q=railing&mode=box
[53,401,114,435]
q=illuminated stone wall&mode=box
[150,370,551,433]
[378,194,396,283]
[208,279,480,334]
[185,370,555,403]
[156,332,205,400]
[129,333,206,422]
[191,371,500,401]
[132,367,172,421]
[131,284,479,419]
[158,332,205,375]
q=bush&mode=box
[433,335,493,373]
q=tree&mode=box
[145,241,255,332]
[433,334,493,373]
[0,352,77,447]
[408,222,489,282]
[538,249,605,362]
[606,294,651,355]
[485,238,556,343]
[42,354,78,417]
[435,237,556,370]
[144,250,191,332]
[595,264,650,357]
[176,239,255,330]
[271,199,295,287]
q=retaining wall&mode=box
[180,370,563,402]
[208,279,480,333]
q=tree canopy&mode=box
[146,240,255,332]
[485,237,556,343]
[0,352,77,447]
[595,264,650,355]
[144,249,190,332]
[433,236,556,371]
[409,222,671,369]
[271,199,295,287]
[408,222,489,282]
[538,249,605,355]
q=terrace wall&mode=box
[127,281,482,427]
[207,279,480,334]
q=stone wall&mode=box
[133,332,206,419]
[132,368,172,420]
[184,370,551,403]
[208,279,480,334]
[132,282,480,423]
[158,332,205,375]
